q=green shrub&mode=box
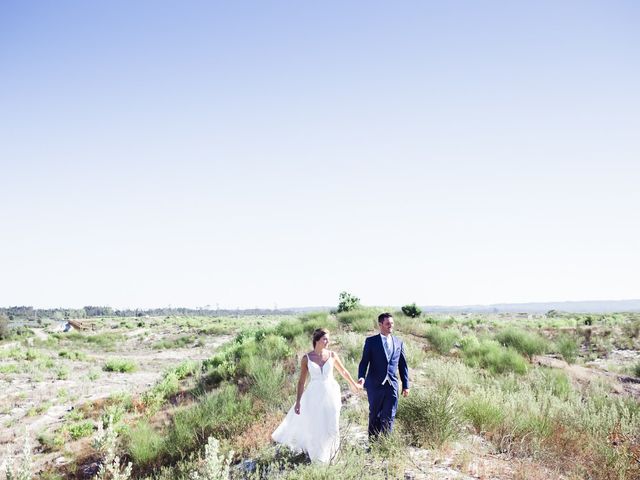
[170,360,199,380]
[141,372,180,414]
[261,334,293,361]
[401,303,422,318]
[632,362,640,378]
[462,395,505,433]
[58,350,87,361]
[495,328,549,358]
[337,291,361,313]
[337,310,376,333]
[56,366,70,380]
[103,359,137,373]
[247,356,287,410]
[153,335,195,349]
[555,334,579,364]
[397,385,462,448]
[65,420,94,440]
[425,326,460,355]
[275,320,305,340]
[0,313,9,340]
[462,339,528,374]
[126,421,164,466]
[164,384,254,460]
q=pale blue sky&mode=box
[1,1,639,309]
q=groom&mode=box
[358,312,410,438]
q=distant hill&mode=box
[282,299,640,314]
[421,299,640,314]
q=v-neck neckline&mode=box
[308,353,331,372]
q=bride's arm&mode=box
[294,355,309,414]
[332,352,362,391]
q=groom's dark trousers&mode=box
[366,383,398,437]
[358,334,409,438]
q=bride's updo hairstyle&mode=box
[312,328,328,347]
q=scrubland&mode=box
[1,309,639,479]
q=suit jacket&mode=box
[358,334,409,391]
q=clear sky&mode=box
[1,1,638,309]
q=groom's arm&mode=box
[399,340,410,392]
[357,337,370,382]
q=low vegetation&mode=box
[3,307,640,480]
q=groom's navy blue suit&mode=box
[358,334,409,437]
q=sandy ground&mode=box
[0,326,231,469]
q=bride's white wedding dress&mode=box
[271,353,341,463]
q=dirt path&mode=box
[534,355,640,399]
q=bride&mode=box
[271,328,362,463]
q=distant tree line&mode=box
[0,306,294,321]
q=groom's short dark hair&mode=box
[378,312,393,324]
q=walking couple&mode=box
[271,312,410,463]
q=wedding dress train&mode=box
[271,354,341,463]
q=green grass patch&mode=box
[554,334,579,364]
[103,359,137,373]
[495,328,549,358]
[397,385,462,448]
[461,338,528,374]
[425,326,460,355]
[126,420,164,466]
[153,335,195,349]
[64,420,94,440]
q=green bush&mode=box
[495,328,549,358]
[153,335,195,349]
[337,291,361,313]
[103,359,137,373]
[461,339,528,374]
[247,356,287,410]
[425,326,460,355]
[632,362,640,378]
[163,384,254,460]
[401,303,422,318]
[141,372,180,414]
[337,310,376,333]
[65,420,94,440]
[397,385,462,448]
[58,350,87,361]
[555,334,579,364]
[275,320,305,340]
[462,395,505,433]
[0,313,9,340]
[126,420,164,466]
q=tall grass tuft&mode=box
[397,385,462,448]
[103,359,137,373]
[336,309,377,333]
[425,326,460,355]
[462,394,505,433]
[247,356,287,411]
[461,339,528,374]
[163,384,254,460]
[126,421,164,467]
[495,328,549,358]
[555,334,579,364]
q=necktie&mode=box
[383,335,391,360]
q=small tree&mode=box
[337,291,361,313]
[401,303,422,318]
[0,313,10,340]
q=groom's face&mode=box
[379,317,394,336]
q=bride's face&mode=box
[318,334,329,349]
